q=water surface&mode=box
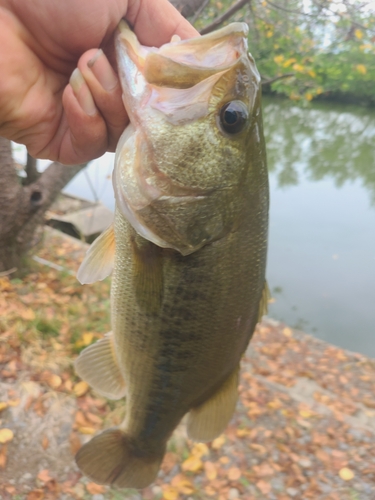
[263,98,375,355]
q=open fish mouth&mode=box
[113,22,260,254]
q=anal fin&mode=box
[74,332,126,400]
[77,224,115,284]
[187,366,239,442]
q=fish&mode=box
[74,21,269,489]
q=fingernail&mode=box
[88,49,118,92]
[69,68,97,116]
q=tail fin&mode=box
[75,428,164,489]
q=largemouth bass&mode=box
[74,21,269,489]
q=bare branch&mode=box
[200,0,250,35]
[24,153,40,185]
[191,0,210,24]
[261,73,295,86]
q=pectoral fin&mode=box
[258,280,270,322]
[187,366,239,442]
[74,332,126,400]
[77,224,115,284]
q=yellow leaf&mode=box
[283,58,296,68]
[299,409,314,418]
[0,428,14,443]
[339,467,355,481]
[274,55,284,64]
[7,399,20,407]
[181,455,203,473]
[78,426,96,435]
[308,70,316,78]
[74,381,89,397]
[175,478,194,495]
[47,374,62,390]
[305,92,313,101]
[316,87,323,95]
[266,30,273,38]
[211,434,226,450]
[0,403,8,412]
[191,443,209,458]
[268,399,282,409]
[355,29,363,39]
[356,64,367,75]
[283,327,293,337]
[162,485,179,500]
[21,308,36,320]
[292,63,304,72]
[236,428,249,438]
[82,332,94,346]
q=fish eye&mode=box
[219,100,249,134]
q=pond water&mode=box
[16,98,375,356]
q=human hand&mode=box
[0,0,197,164]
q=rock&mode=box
[286,487,299,497]
[299,458,312,468]
[19,472,32,483]
[229,488,239,499]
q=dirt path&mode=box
[0,229,374,499]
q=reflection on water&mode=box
[263,98,375,355]
[265,98,375,202]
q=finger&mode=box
[78,49,128,152]
[127,0,199,46]
[60,72,109,164]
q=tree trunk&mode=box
[0,137,86,272]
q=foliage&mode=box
[195,0,375,104]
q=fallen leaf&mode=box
[69,432,82,455]
[27,490,44,500]
[86,482,105,494]
[7,399,20,407]
[204,461,217,480]
[228,466,241,481]
[42,436,49,450]
[211,434,226,450]
[171,475,194,495]
[191,442,209,458]
[21,308,36,320]
[181,455,203,473]
[47,374,62,390]
[0,428,14,443]
[73,381,89,397]
[0,449,7,468]
[0,402,8,412]
[37,469,53,483]
[283,327,293,337]
[78,426,96,435]
[339,467,354,481]
[256,480,271,494]
[162,485,179,500]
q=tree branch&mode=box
[200,0,250,35]
[191,0,210,24]
[23,153,40,185]
[261,73,295,86]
